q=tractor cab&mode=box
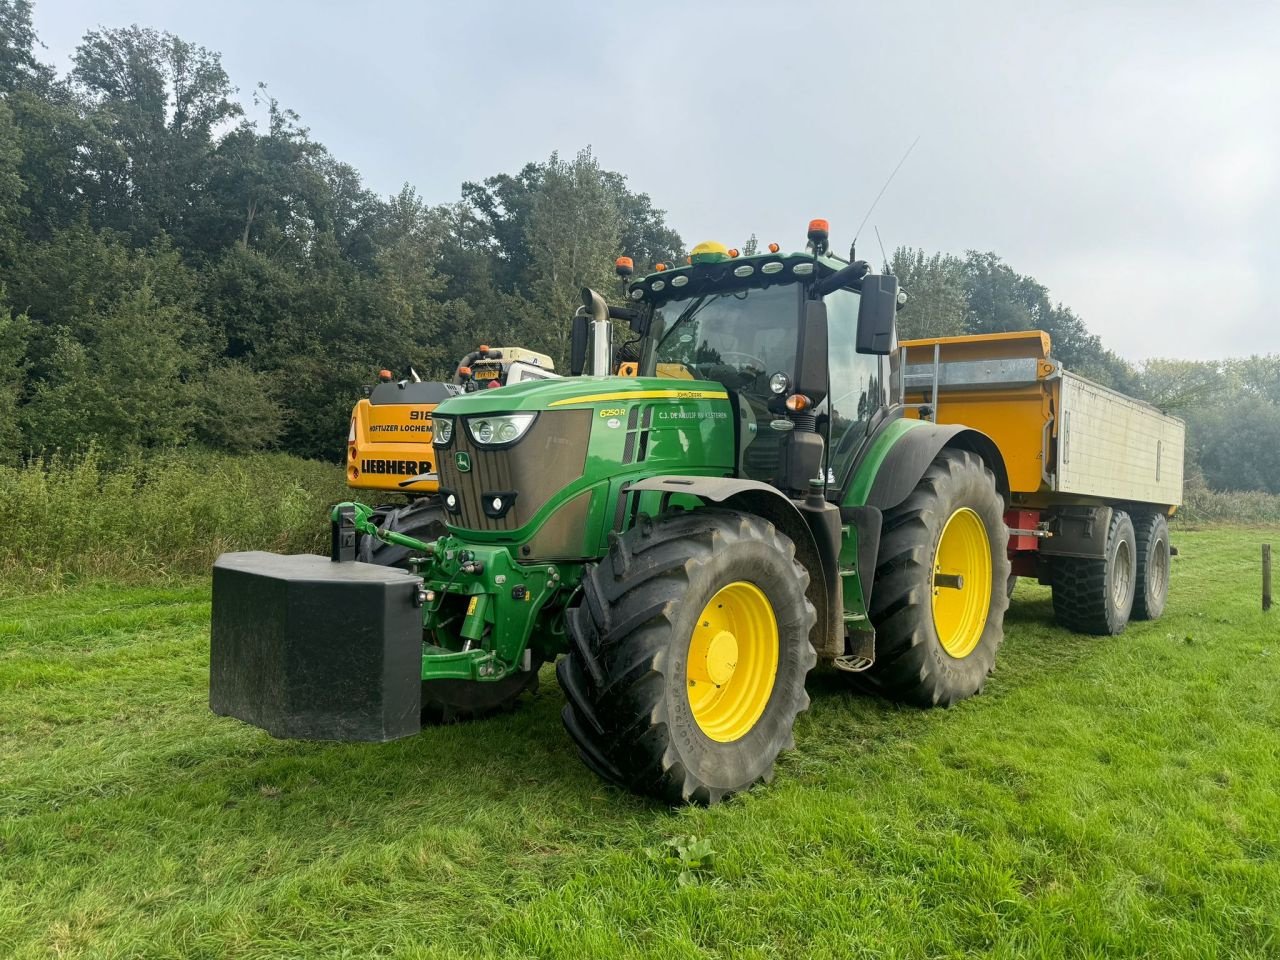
[602,226,901,497]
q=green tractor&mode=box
[211,219,1010,804]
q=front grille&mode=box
[437,409,591,532]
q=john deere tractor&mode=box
[211,220,1010,804]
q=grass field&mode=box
[1,528,1277,959]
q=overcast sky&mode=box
[32,1,1280,361]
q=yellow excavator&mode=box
[345,345,555,563]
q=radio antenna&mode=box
[874,225,890,274]
[852,136,919,257]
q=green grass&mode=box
[1,529,1277,959]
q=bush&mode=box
[0,447,361,590]
[1173,477,1280,528]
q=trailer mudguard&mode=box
[1038,504,1113,559]
[622,476,840,657]
[860,421,1010,512]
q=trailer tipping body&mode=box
[900,330,1184,513]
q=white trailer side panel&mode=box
[1056,371,1184,506]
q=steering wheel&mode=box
[714,351,769,373]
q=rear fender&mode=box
[861,423,1009,512]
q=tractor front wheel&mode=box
[559,509,816,805]
[418,661,542,725]
[863,448,1010,707]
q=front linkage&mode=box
[332,501,575,686]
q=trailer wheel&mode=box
[1132,512,1170,621]
[862,448,1010,708]
[356,498,446,569]
[1050,510,1137,635]
[559,509,816,805]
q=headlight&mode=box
[432,417,453,446]
[467,413,536,446]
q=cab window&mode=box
[822,288,885,484]
[648,284,799,482]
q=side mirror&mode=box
[608,304,648,336]
[797,300,829,405]
[569,312,589,376]
[856,274,898,355]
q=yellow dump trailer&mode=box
[900,330,1184,635]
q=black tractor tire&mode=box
[1132,512,1171,621]
[1007,574,1019,599]
[559,509,817,805]
[356,497,537,722]
[861,448,1010,708]
[1050,510,1137,635]
[356,498,447,569]
[420,662,542,725]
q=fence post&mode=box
[1265,543,1273,613]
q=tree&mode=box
[525,148,623,363]
[0,0,53,93]
[70,25,242,246]
[0,285,30,462]
[21,282,202,452]
[605,176,682,270]
[192,361,287,453]
[890,247,967,340]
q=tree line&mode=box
[1,1,1275,491]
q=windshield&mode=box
[645,284,799,391]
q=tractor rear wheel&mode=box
[559,509,816,805]
[1050,510,1136,635]
[358,498,537,722]
[862,448,1010,707]
[1132,512,1170,621]
[356,498,447,569]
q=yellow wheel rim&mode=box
[931,507,993,659]
[686,581,779,742]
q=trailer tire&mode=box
[357,498,447,569]
[1132,512,1170,621]
[1050,510,1137,635]
[559,509,817,805]
[861,447,1010,708]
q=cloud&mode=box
[33,0,1280,360]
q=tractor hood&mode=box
[428,375,736,554]
[430,375,728,416]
